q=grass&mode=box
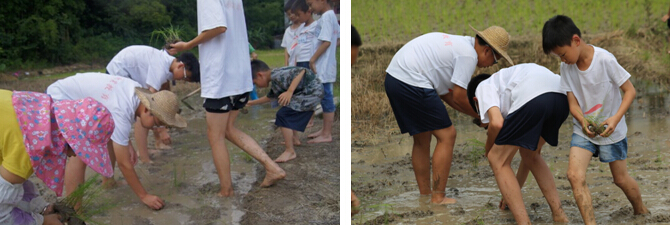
[353,0,666,44]
[57,175,117,225]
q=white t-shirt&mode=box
[386,33,478,95]
[314,10,340,83]
[282,25,300,66]
[46,72,141,146]
[197,0,253,99]
[475,63,564,123]
[561,46,630,145]
[294,21,318,63]
[105,45,175,90]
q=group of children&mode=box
[382,15,649,224]
[0,0,339,223]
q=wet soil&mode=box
[240,116,341,225]
[351,80,670,225]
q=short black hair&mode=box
[352,26,362,47]
[178,52,200,83]
[542,15,581,54]
[251,59,270,79]
[284,0,296,12]
[291,0,309,14]
[466,73,492,114]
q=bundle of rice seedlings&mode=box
[151,24,183,51]
[53,175,116,225]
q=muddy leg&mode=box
[609,159,649,215]
[567,147,596,225]
[411,131,432,195]
[224,110,286,187]
[206,112,234,196]
[430,126,457,204]
[489,144,530,225]
[519,140,568,222]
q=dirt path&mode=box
[240,117,341,225]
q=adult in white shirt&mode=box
[384,26,513,205]
[47,72,187,210]
[106,45,201,164]
[467,63,569,223]
[167,0,285,197]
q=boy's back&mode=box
[313,9,340,83]
[106,45,175,89]
[268,67,324,111]
[560,46,629,144]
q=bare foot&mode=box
[274,151,297,163]
[498,198,509,210]
[307,135,332,144]
[101,179,127,189]
[431,197,457,205]
[280,139,301,146]
[307,130,322,138]
[634,207,650,215]
[260,168,286,187]
[216,190,234,197]
[155,142,172,150]
[553,212,569,223]
[139,158,154,164]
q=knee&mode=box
[612,175,630,188]
[566,170,585,185]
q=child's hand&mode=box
[309,60,317,74]
[168,42,188,55]
[278,92,293,106]
[663,14,670,22]
[600,117,619,138]
[581,119,597,138]
[141,194,165,210]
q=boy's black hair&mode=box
[352,25,362,47]
[466,73,492,114]
[251,59,271,80]
[284,0,296,12]
[177,52,200,83]
[542,15,582,54]
[291,0,309,14]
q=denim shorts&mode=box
[320,83,336,113]
[570,133,628,163]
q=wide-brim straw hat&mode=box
[470,25,514,65]
[135,88,187,128]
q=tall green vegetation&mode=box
[0,0,285,71]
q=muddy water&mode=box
[79,104,278,225]
[352,80,670,224]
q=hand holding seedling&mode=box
[600,116,619,137]
[278,91,293,106]
[141,194,165,210]
[581,119,597,138]
[168,42,189,55]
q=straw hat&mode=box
[135,88,187,128]
[470,25,514,65]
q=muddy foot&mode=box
[307,130,322,138]
[274,151,297,163]
[155,142,172,150]
[260,169,286,187]
[431,197,457,205]
[307,135,332,143]
[280,139,301,146]
[216,190,234,197]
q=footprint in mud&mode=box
[450,206,465,215]
[198,182,220,194]
[188,206,221,221]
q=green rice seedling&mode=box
[151,24,183,51]
[464,138,486,169]
[54,175,116,225]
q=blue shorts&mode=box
[275,107,314,132]
[570,134,628,163]
[320,83,336,113]
[384,73,452,136]
[495,92,569,151]
[296,61,310,69]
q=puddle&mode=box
[352,80,670,224]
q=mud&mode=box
[351,80,670,224]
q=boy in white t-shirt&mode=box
[384,26,513,205]
[466,64,569,224]
[46,72,187,210]
[282,0,301,66]
[305,0,339,143]
[106,45,200,164]
[542,15,649,224]
[168,0,286,197]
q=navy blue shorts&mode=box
[275,107,314,132]
[384,73,452,136]
[495,92,569,150]
[296,61,310,69]
[203,92,250,113]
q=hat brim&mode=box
[64,138,114,178]
[135,88,187,128]
[470,25,514,65]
